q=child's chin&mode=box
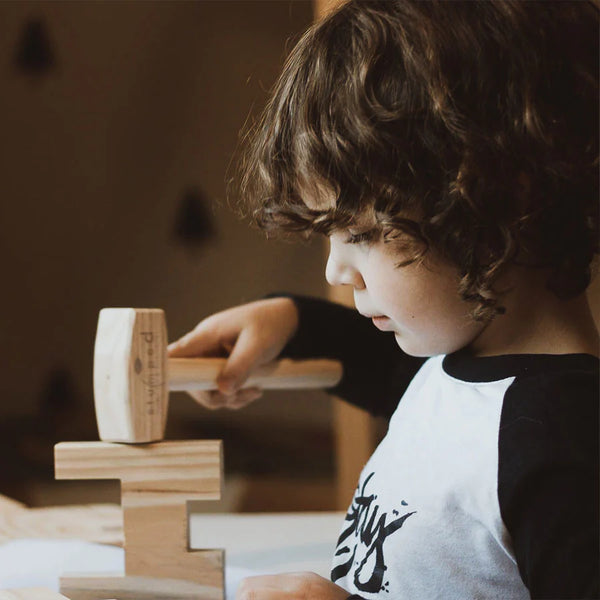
[394,333,449,358]
[394,333,431,357]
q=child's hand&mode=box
[167,297,299,410]
[236,572,350,600]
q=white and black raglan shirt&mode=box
[281,296,599,600]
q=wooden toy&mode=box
[55,440,223,599]
[94,308,343,443]
[0,494,121,546]
[0,590,71,600]
[59,574,212,600]
[54,308,342,599]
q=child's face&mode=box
[326,228,486,357]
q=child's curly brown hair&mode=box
[237,0,599,321]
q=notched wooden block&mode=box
[54,440,224,598]
[54,441,222,501]
[60,573,221,600]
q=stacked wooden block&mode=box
[54,440,224,599]
[49,308,341,599]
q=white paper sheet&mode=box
[0,513,342,599]
[0,539,123,589]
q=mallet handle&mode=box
[168,357,343,391]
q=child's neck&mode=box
[469,269,599,358]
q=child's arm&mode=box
[168,297,299,410]
[278,295,426,418]
[169,295,426,417]
[498,369,599,598]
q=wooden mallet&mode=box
[94,308,343,443]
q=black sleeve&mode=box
[274,294,425,419]
[498,369,599,599]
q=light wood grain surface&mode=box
[55,440,224,596]
[94,308,169,444]
[0,590,71,600]
[60,574,220,600]
[0,500,122,546]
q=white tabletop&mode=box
[0,511,345,599]
[190,511,343,575]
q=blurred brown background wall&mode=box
[0,0,338,507]
[0,0,597,509]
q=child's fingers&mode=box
[168,298,298,394]
[168,314,238,358]
[228,388,263,409]
[167,323,224,358]
[217,328,267,394]
[186,390,227,410]
[186,388,262,410]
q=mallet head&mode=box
[94,308,168,443]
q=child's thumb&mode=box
[216,328,265,394]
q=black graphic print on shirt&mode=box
[331,472,416,595]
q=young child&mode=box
[168,1,599,598]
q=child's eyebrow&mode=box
[348,223,380,232]
[349,210,380,229]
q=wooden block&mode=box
[55,441,224,597]
[94,308,168,444]
[55,441,221,503]
[0,503,122,546]
[0,494,28,544]
[60,574,221,600]
[0,590,71,600]
[0,493,27,515]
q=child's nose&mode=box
[325,253,365,289]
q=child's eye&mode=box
[344,230,376,244]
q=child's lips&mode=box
[371,315,393,331]
[358,310,395,331]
